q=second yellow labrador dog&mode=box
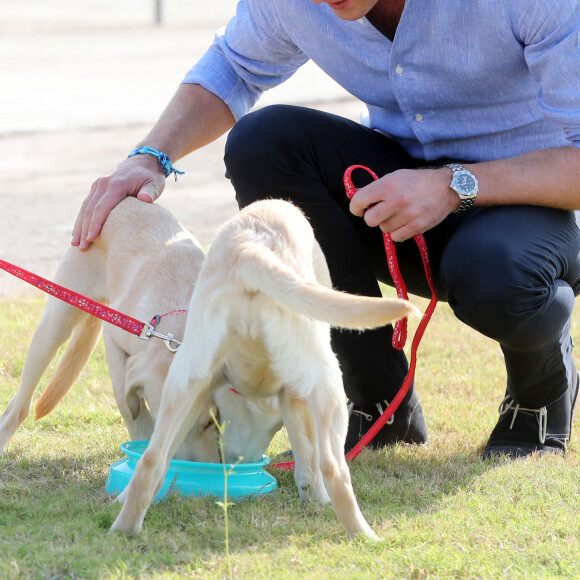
[111,199,418,539]
[0,198,218,461]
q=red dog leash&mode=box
[344,165,413,350]
[273,166,438,469]
[0,258,184,351]
[344,165,438,459]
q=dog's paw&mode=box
[109,515,142,535]
[298,483,331,505]
[312,486,331,505]
[358,526,380,542]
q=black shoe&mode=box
[482,374,579,459]
[344,384,428,453]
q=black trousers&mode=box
[224,104,580,409]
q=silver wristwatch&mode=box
[446,163,478,213]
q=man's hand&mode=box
[70,84,235,251]
[71,155,166,250]
[349,167,457,241]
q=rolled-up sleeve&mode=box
[520,1,580,148]
[182,0,309,120]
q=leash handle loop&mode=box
[343,164,408,350]
[342,164,438,461]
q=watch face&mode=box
[455,173,477,195]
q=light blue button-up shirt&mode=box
[183,0,580,162]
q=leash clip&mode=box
[139,318,182,352]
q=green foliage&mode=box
[0,295,579,578]
[212,408,243,580]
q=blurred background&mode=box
[0,0,359,296]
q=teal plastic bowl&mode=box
[105,440,277,502]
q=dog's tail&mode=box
[236,245,420,330]
[35,315,103,420]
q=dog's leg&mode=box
[0,299,91,453]
[279,394,330,505]
[308,361,378,540]
[110,372,215,534]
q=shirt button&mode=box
[415,113,424,122]
[358,18,365,24]
[395,65,404,75]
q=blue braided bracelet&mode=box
[127,146,185,181]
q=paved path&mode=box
[0,0,361,297]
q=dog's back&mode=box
[98,198,204,302]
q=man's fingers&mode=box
[72,160,167,250]
[348,178,388,217]
[76,197,119,250]
[381,222,415,243]
[136,180,163,203]
[71,207,86,247]
[71,178,104,248]
[349,192,371,217]
[72,178,130,250]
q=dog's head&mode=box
[123,336,283,466]
[124,348,221,463]
[213,387,282,464]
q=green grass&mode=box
[1,295,579,579]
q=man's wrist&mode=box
[127,146,185,181]
[445,163,479,213]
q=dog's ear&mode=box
[125,352,157,421]
[126,383,144,420]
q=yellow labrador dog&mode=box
[111,199,418,539]
[0,198,218,461]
